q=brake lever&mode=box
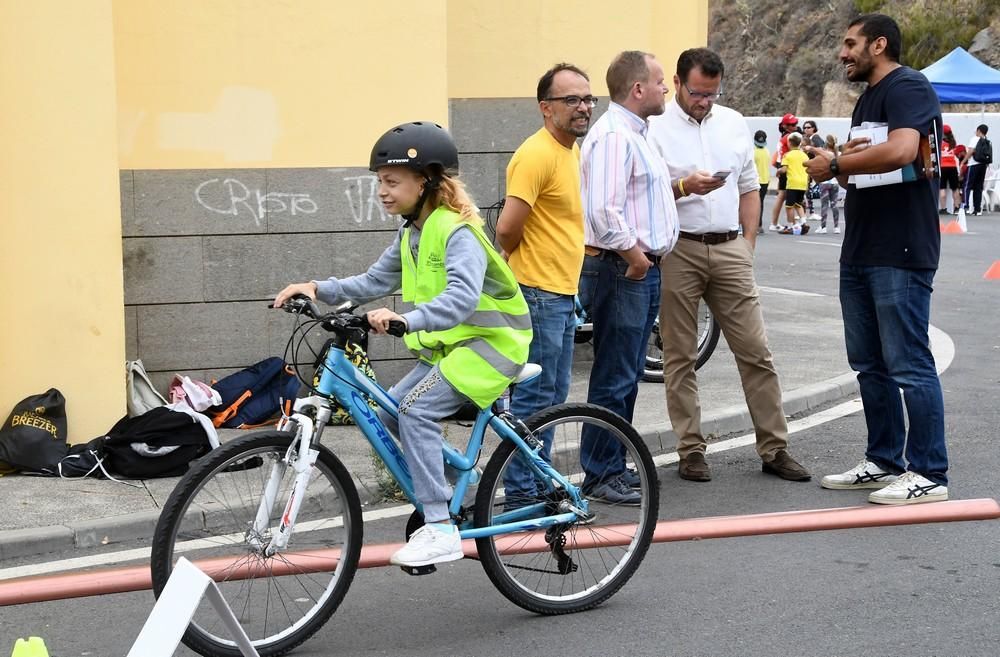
[286,294,322,319]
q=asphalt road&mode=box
[4,206,1000,657]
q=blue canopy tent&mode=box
[920,47,1000,103]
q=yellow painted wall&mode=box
[0,1,126,442]
[447,0,708,98]
[113,0,449,170]
[114,0,707,170]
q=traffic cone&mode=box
[984,261,1000,280]
[957,206,968,232]
[940,219,964,234]
[9,637,49,657]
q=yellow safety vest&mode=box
[400,207,532,408]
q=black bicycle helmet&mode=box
[369,121,459,174]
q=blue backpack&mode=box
[208,357,301,429]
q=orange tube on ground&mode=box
[1,498,997,607]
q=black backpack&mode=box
[60,407,211,480]
[0,389,68,475]
[974,137,993,164]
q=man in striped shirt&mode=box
[578,50,679,505]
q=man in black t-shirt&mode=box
[805,13,948,505]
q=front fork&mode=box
[249,399,331,556]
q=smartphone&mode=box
[712,170,731,180]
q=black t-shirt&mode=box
[842,66,942,270]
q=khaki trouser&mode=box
[659,236,788,460]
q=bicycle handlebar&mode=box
[274,294,406,337]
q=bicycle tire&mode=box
[150,431,363,657]
[474,403,657,614]
[642,302,721,382]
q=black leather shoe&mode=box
[762,450,812,481]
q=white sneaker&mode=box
[834,226,841,234]
[868,471,948,505]
[389,523,464,567]
[768,224,781,231]
[821,459,899,490]
[815,226,828,234]
[809,213,821,221]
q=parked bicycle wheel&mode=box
[642,300,721,382]
[150,431,363,657]
[474,403,657,614]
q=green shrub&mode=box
[854,0,885,13]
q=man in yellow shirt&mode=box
[779,132,809,230]
[753,130,771,233]
[496,63,592,497]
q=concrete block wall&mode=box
[121,100,607,393]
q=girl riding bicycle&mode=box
[273,121,531,569]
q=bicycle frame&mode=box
[265,340,588,548]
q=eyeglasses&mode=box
[683,83,723,101]
[544,95,599,109]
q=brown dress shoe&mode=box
[678,452,711,481]
[762,449,812,481]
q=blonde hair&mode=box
[825,134,838,151]
[428,172,482,226]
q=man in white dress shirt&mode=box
[648,47,810,483]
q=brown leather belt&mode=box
[679,230,740,245]
[584,245,662,266]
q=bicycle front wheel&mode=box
[642,300,721,382]
[150,431,363,657]
[474,403,658,614]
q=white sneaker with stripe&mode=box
[821,459,898,490]
[868,471,948,505]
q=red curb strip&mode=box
[2,498,997,607]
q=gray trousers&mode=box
[378,362,467,523]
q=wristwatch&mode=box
[829,157,840,175]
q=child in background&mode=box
[779,132,809,231]
[753,130,771,233]
[816,134,841,233]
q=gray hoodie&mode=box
[313,223,487,333]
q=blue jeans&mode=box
[579,253,660,486]
[504,286,576,495]
[840,264,948,485]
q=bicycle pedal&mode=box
[400,564,437,576]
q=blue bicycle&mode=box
[150,296,658,657]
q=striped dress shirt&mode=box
[580,102,679,255]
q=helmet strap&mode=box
[400,175,441,228]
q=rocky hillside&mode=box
[710,0,1000,117]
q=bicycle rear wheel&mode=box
[474,403,658,614]
[150,431,363,657]
[643,300,721,382]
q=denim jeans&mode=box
[503,286,576,495]
[840,264,948,485]
[579,253,660,486]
